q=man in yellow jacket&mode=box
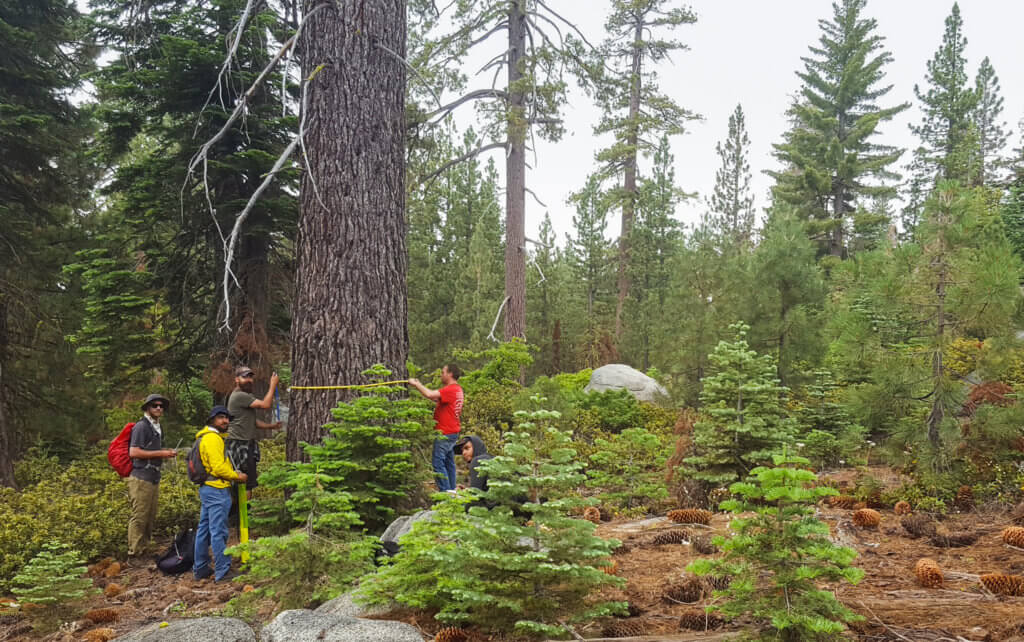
[192,405,247,582]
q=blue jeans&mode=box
[194,485,232,580]
[432,433,459,491]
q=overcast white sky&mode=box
[457,1,1024,244]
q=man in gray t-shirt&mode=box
[225,366,280,495]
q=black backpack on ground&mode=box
[156,528,195,575]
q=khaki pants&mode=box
[126,476,159,556]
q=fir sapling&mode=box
[359,395,626,639]
[587,427,669,512]
[10,542,98,629]
[688,453,864,641]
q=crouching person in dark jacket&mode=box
[454,435,492,491]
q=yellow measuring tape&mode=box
[289,379,410,391]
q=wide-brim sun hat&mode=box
[141,393,170,411]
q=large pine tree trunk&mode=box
[503,1,527,341]
[614,19,644,347]
[287,0,408,462]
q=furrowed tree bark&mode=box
[503,0,527,341]
[613,17,643,346]
[287,0,408,462]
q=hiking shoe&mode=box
[193,566,214,581]
[215,568,244,583]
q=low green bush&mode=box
[227,532,375,611]
[0,451,198,591]
[8,542,98,630]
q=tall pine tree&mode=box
[909,3,979,191]
[709,104,756,251]
[0,0,91,484]
[591,0,699,347]
[771,0,907,258]
[971,56,1008,187]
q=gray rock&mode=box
[260,609,424,642]
[584,364,668,403]
[114,617,255,642]
[380,509,435,553]
[314,590,389,618]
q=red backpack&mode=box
[108,422,136,477]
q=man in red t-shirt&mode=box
[409,364,464,491]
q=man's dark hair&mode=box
[445,363,462,380]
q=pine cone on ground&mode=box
[667,508,712,525]
[955,485,975,511]
[434,627,483,642]
[852,508,881,528]
[929,531,979,547]
[827,495,858,509]
[1002,526,1024,547]
[663,576,705,603]
[980,573,1024,596]
[87,557,115,577]
[678,609,724,631]
[692,534,718,554]
[103,583,123,598]
[703,575,731,592]
[865,492,886,509]
[914,558,943,588]
[648,529,690,545]
[84,608,119,624]
[582,506,601,524]
[83,630,116,642]
[602,619,646,638]
[894,500,912,516]
[901,513,937,538]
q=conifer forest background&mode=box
[3,0,1024,639]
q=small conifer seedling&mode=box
[687,453,864,640]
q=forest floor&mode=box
[2,466,1023,642]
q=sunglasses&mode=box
[149,403,166,409]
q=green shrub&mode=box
[360,395,625,638]
[799,426,867,470]
[587,427,670,511]
[9,542,98,630]
[688,453,864,641]
[255,364,434,533]
[0,452,198,591]
[227,532,375,611]
[574,389,643,432]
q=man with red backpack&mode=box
[191,405,247,582]
[126,393,177,560]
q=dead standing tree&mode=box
[190,0,409,460]
[414,0,594,342]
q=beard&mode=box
[238,380,254,393]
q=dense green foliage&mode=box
[685,324,797,485]
[689,454,865,641]
[255,365,435,532]
[360,396,625,638]
[0,452,198,592]
[5,0,1024,635]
